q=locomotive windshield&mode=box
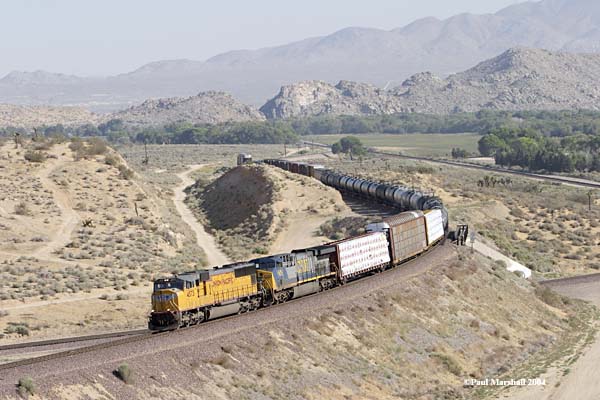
[154,279,184,291]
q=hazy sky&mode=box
[1,0,526,77]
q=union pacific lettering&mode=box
[212,275,235,286]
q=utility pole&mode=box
[142,140,149,166]
[284,143,287,157]
[589,190,594,211]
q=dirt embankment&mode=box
[3,248,595,400]
[186,165,357,260]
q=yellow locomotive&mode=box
[149,263,267,330]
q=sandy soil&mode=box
[174,165,230,266]
[267,167,361,254]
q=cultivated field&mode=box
[307,133,482,157]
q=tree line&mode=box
[3,109,600,173]
[478,127,600,172]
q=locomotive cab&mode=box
[149,277,186,330]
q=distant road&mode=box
[301,140,600,190]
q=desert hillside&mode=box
[4,248,595,399]
[0,138,208,341]
[114,91,266,129]
[185,164,356,260]
[0,104,100,130]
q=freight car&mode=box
[304,232,391,283]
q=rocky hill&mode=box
[114,91,265,128]
[0,104,100,129]
[2,0,600,108]
[262,48,600,118]
[392,47,600,113]
[260,81,405,119]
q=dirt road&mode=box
[505,276,600,400]
[174,165,231,266]
[33,156,80,259]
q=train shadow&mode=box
[340,193,398,217]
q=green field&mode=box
[307,133,482,157]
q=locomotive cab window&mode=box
[154,279,184,291]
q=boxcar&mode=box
[367,211,427,265]
[423,209,445,246]
[307,232,391,281]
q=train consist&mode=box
[149,159,456,331]
[263,159,448,229]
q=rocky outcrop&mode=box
[260,80,406,119]
[114,91,265,128]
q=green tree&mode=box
[331,136,367,159]
[478,134,507,156]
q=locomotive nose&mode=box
[152,290,179,312]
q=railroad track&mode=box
[302,141,600,189]
[0,329,148,352]
[0,331,160,371]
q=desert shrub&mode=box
[17,377,35,397]
[104,154,120,166]
[23,150,46,163]
[431,353,462,376]
[115,363,133,384]
[118,165,134,180]
[212,354,235,369]
[69,138,85,152]
[14,202,31,216]
[534,285,563,308]
[253,247,268,255]
[86,138,108,155]
[5,323,29,336]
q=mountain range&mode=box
[2,0,600,111]
[5,46,600,129]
